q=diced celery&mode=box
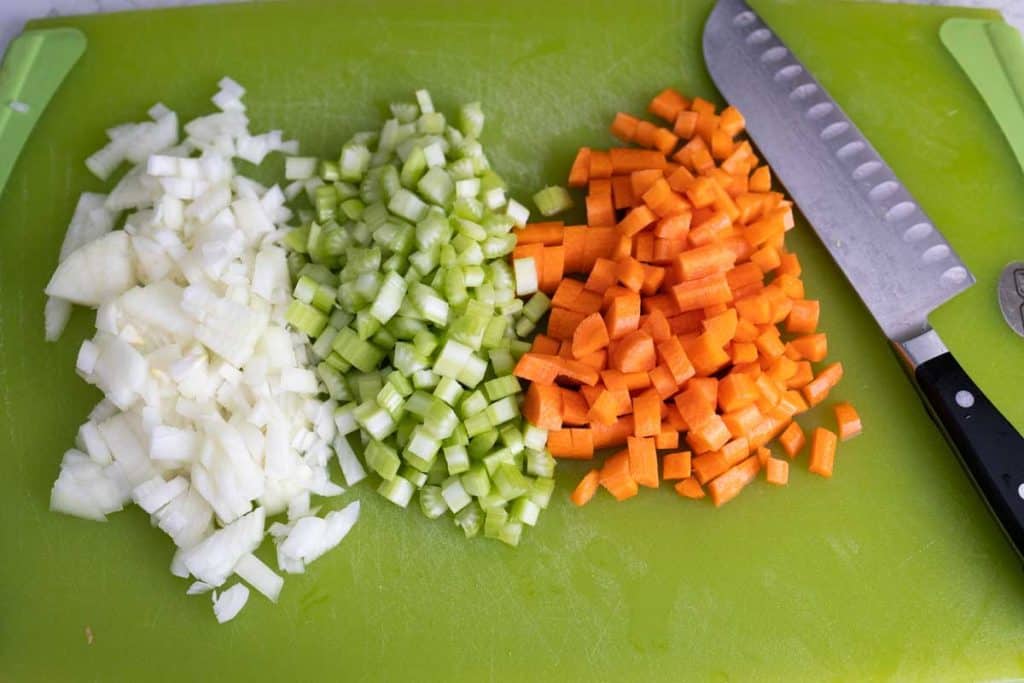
[499,425,524,455]
[419,485,447,519]
[461,464,490,498]
[485,396,519,426]
[467,430,499,460]
[522,291,551,323]
[400,465,428,489]
[287,300,328,337]
[454,501,482,538]
[487,348,515,377]
[525,448,555,479]
[529,477,556,509]
[443,444,470,475]
[464,412,492,438]
[510,497,541,526]
[378,475,415,507]
[441,475,472,513]
[365,439,401,480]
[433,376,464,407]
[532,185,574,217]
[493,462,529,499]
[522,425,548,451]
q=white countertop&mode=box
[2,0,1023,57]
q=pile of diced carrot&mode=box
[511,88,862,508]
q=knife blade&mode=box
[704,0,1024,558]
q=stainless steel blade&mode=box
[703,0,975,344]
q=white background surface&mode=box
[2,0,1023,56]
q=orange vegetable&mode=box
[546,307,586,341]
[514,222,564,246]
[802,362,843,407]
[663,451,692,480]
[778,421,805,458]
[788,332,827,362]
[605,291,642,340]
[765,457,789,485]
[632,389,663,438]
[599,449,639,500]
[809,427,837,477]
[523,383,563,430]
[707,455,761,506]
[570,469,601,506]
[834,402,862,440]
[572,312,611,359]
[786,299,820,334]
[674,477,705,499]
[655,428,679,450]
[672,272,734,312]
[561,389,590,426]
[609,329,656,373]
[692,450,729,485]
[568,148,591,188]
[610,113,640,143]
[649,88,689,122]
[627,436,659,488]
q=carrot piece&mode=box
[649,87,689,122]
[547,429,573,456]
[571,312,611,360]
[666,165,696,193]
[754,373,781,407]
[693,112,719,146]
[718,373,759,413]
[629,169,662,199]
[562,226,587,273]
[750,245,781,273]
[674,477,706,499]
[551,279,602,315]
[685,175,718,208]
[755,328,786,361]
[561,388,590,426]
[604,291,642,340]
[578,349,607,371]
[786,299,820,335]
[834,402,863,440]
[652,127,679,155]
[514,352,561,385]
[655,213,692,242]
[778,390,809,417]
[655,428,680,449]
[774,274,805,301]
[722,404,763,439]
[672,272,733,312]
[692,450,729,485]
[539,245,566,294]
[720,140,753,174]
[634,233,655,262]
[530,334,560,356]
[788,333,828,362]
[588,150,613,179]
[640,308,672,342]
[515,222,565,246]
[583,257,618,294]
[734,293,772,325]
[582,227,620,269]
[755,446,772,467]
[711,129,735,161]
[718,106,746,137]
[665,404,687,431]
[523,383,563,430]
[549,428,595,459]
[674,242,737,282]
[702,307,739,346]
[616,256,647,291]
[779,421,805,457]
[641,177,674,212]
[633,389,663,438]
[783,362,812,391]
[610,148,666,174]
[571,428,595,459]
[610,113,640,143]
[611,175,635,210]
[685,333,731,376]
[627,436,659,488]
[587,390,617,426]
[655,336,696,385]
[673,110,699,139]
[553,357,601,387]
[809,427,837,477]
[687,413,731,453]
[568,148,591,188]
[765,457,789,485]
[609,329,656,373]
[662,451,692,480]
[728,341,756,365]
[600,449,639,500]
[586,193,616,227]
[720,437,750,467]
[547,307,587,341]
[639,265,664,296]
[707,455,761,506]
[644,293,683,317]
[634,120,658,148]
[749,165,771,193]
[570,469,601,506]
[592,415,635,451]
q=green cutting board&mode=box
[3,0,1024,680]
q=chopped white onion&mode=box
[212,584,249,623]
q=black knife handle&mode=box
[915,351,1024,557]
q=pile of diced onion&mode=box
[45,78,360,623]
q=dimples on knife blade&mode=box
[703,0,974,344]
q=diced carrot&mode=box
[609,329,656,373]
[718,372,759,412]
[551,279,602,315]
[710,129,734,160]
[586,193,615,227]
[610,112,640,143]
[779,421,805,458]
[599,449,639,500]
[611,175,635,210]
[702,308,738,346]
[663,451,693,480]
[649,87,689,122]
[756,446,772,467]
[655,428,680,450]
[787,299,820,335]
[578,349,607,371]
[692,450,729,485]
[749,165,771,193]
[655,213,692,242]
[686,413,731,453]
[673,383,714,433]
[627,436,659,487]
[568,148,591,188]
[553,357,601,387]
[630,168,663,198]
[673,110,699,139]
[721,437,750,467]
[523,383,563,430]
[632,389,663,438]
[722,403,763,439]
[765,457,788,485]
[530,334,560,356]
[684,175,718,208]
[616,256,647,291]
[593,415,636,451]
[547,307,587,340]
[587,389,619,426]
[778,390,809,417]
[685,333,731,376]
[515,222,565,246]
[674,242,737,281]
[640,265,665,295]
[721,141,753,175]
[562,225,587,273]
[584,258,618,294]
[640,309,672,342]
[718,106,746,137]
[672,272,733,312]
[583,227,621,269]
[549,428,595,459]
[809,427,837,477]
[786,361,814,389]
[571,312,611,360]
[634,120,658,148]
[655,336,695,385]
[610,148,666,175]
[604,291,642,340]
[539,246,566,293]
[707,455,761,506]
[834,402,862,440]
[589,150,613,179]
[561,388,590,426]
[755,328,786,361]
[774,273,805,300]
[570,469,602,506]
[750,245,781,273]
[674,477,705,499]
[693,112,719,145]
[514,353,561,385]
[652,127,679,155]
[802,361,843,407]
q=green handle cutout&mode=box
[0,28,86,200]
[941,18,1024,177]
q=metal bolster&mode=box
[896,328,948,370]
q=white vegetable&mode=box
[46,78,359,623]
[212,584,249,623]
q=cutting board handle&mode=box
[0,28,86,201]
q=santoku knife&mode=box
[704,0,1024,557]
